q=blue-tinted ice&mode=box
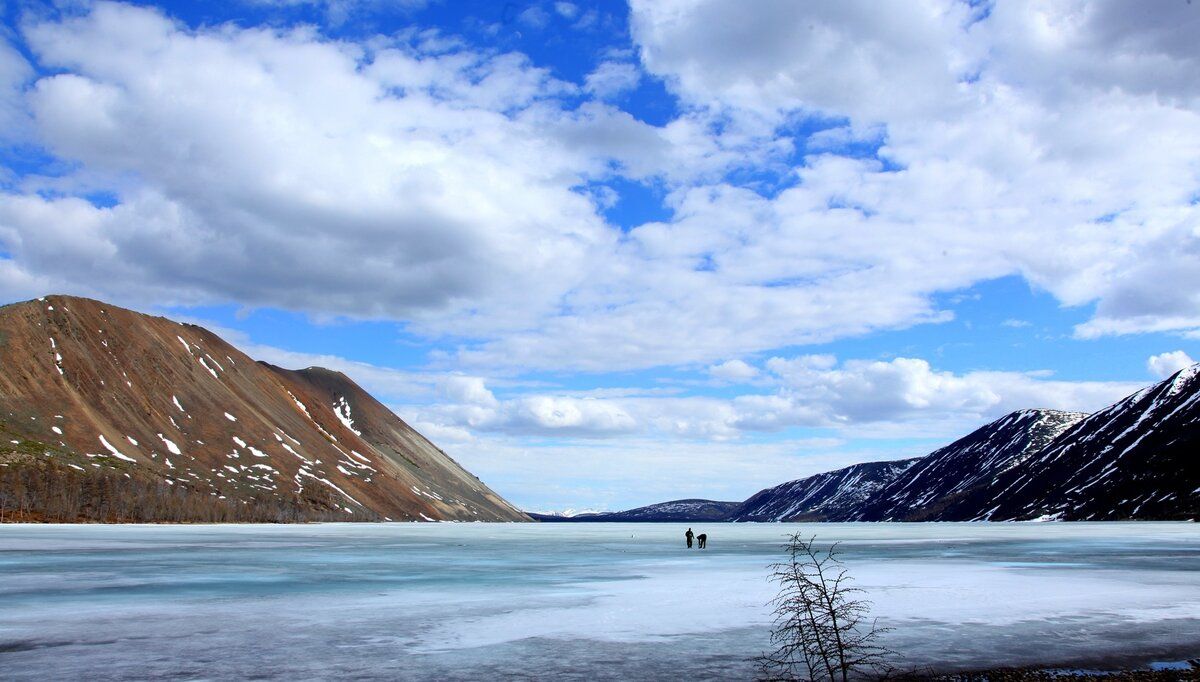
[1,522,1198,679]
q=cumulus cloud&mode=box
[1,0,1198,377]
[630,0,975,126]
[628,0,1200,349]
[707,359,759,383]
[409,354,1140,442]
[1,3,615,334]
[759,355,1137,427]
[414,354,1144,509]
[584,61,640,99]
[1147,350,1195,379]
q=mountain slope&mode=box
[0,295,527,522]
[529,499,741,522]
[850,409,1087,521]
[730,460,918,522]
[948,365,1200,521]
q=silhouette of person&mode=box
[697,533,707,549]
[685,528,694,548]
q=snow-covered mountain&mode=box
[528,499,741,522]
[0,295,528,522]
[733,367,1200,522]
[849,409,1087,521]
[730,459,919,522]
[528,366,1199,524]
[525,507,610,519]
[950,364,1200,521]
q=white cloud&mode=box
[553,2,578,20]
[0,37,32,144]
[630,0,975,126]
[1147,350,1195,379]
[1,3,610,335]
[518,6,550,29]
[411,354,1139,442]
[1001,319,1032,328]
[2,0,1198,378]
[760,355,1137,427]
[439,375,499,407]
[707,359,759,383]
[627,0,1200,349]
[584,61,640,99]
[427,351,1142,509]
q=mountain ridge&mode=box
[528,498,741,522]
[0,295,528,523]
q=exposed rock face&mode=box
[0,295,527,522]
[730,460,918,522]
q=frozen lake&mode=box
[1,522,1198,680]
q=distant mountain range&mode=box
[0,295,527,523]
[550,367,1200,522]
[529,499,741,522]
[5,294,1196,524]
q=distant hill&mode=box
[730,459,919,522]
[529,499,741,522]
[0,295,528,523]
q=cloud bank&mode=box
[0,1,1195,374]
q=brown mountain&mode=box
[0,295,528,523]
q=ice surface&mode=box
[0,523,1197,681]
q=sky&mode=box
[0,0,1198,512]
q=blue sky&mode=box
[1,0,1198,511]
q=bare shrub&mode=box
[758,534,895,681]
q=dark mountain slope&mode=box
[730,460,918,522]
[945,365,1200,521]
[851,409,1086,521]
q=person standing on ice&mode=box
[685,528,694,548]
